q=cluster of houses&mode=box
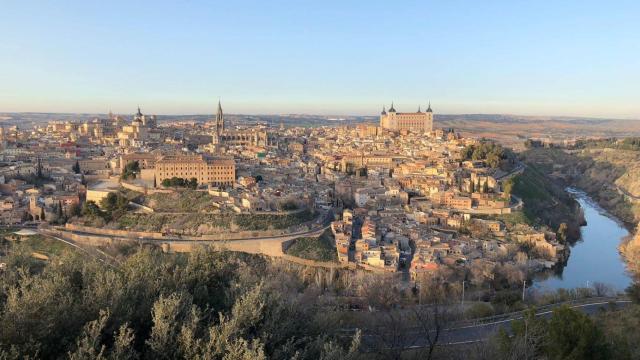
[0,108,567,284]
[307,125,565,280]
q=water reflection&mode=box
[534,188,632,291]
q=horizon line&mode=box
[1,110,639,122]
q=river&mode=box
[534,188,632,291]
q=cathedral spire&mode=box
[426,101,432,113]
[389,101,396,112]
[215,99,224,136]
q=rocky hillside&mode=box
[620,229,640,276]
[520,147,640,226]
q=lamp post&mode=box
[461,280,466,308]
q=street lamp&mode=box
[461,280,465,308]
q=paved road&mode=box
[615,184,640,203]
[495,163,525,181]
[435,300,630,345]
[357,299,631,349]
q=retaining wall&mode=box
[65,223,162,239]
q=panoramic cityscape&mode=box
[1,1,640,359]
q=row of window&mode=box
[157,166,233,170]
[158,173,233,177]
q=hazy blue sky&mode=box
[1,0,639,118]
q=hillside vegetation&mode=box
[285,229,337,262]
[3,243,640,359]
[113,209,316,235]
[521,147,640,226]
[0,247,362,359]
[144,190,217,212]
[504,166,583,241]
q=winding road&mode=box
[354,298,631,350]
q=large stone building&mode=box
[119,152,159,172]
[116,107,156,147]
[213,101,277,147]
[379,102,433,133]
[154,154,235,187]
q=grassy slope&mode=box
[1,234,75,258]
[508,164,583,240]
[285,229,337,262]
[144,190,217,212]
[114,209,316,234]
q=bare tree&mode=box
[359,274,402,311]
[367,309,417,360]
[410,272,460,360]
[592,282,613,297]
[494,308,545,360]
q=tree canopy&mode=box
[161,177,198,189]
[72,160,81,174]
[121,161,141,180]
[0,247,361,359]
[463,141,516,169]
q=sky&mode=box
[1,0,639,118]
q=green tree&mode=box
[67,310,109,360]
[544,305,610,359]
[146,293,194,360]
[57,200,64,219]
[626,282,640,304]
[68,203,81,218]
[0,246,363,360]
[121,161,140,180]
[99,192,129,222]
[72,160,81,174]
[82,201,103,218]
[161,177,196,189]
[503,176,516,197]
[21,211,33,223]
[36,158,44,179]
[100,193,128,213]
[188,177,198,189]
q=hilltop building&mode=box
[379,102,433,133]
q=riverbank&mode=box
[507,165,585,242]
[534,189,631,291]
[520,147,640,283]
